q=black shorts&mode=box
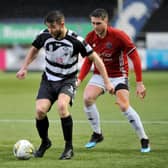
[36,73,76,106]
[114,78,129,94]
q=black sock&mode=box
[36,116,49,141]
[61,115,73,148]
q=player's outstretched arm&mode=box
[16,46,39,80]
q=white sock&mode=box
[123,106,148,140]
[84,104,101,134]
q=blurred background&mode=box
[0,0,168,71]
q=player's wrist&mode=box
[21,66,28,71]
[136,81,143,85]
[77,77,82,82]
[104,78,110,84]
[136,81,145,88]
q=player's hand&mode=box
[16,69,27,80]
[76,78,81,88]
[105,82,114,95]
[136,82,146,99]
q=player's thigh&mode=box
[84,84,103,101]
[115,89,130,111]
[57,93,71,117]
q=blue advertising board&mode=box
[146,49,168,69]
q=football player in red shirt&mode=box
[77,8,150,152]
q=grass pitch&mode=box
[0,71,168,168]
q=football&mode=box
[13,139,35,160]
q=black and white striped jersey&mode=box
[32,29,93,81]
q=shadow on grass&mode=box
[1,145,168,162]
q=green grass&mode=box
[0,71,168,168]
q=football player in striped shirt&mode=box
[16,10,114,160]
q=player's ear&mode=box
[104,18,108,24]
[61,21,65,27]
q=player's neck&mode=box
[58,27,67,40]
[97,26,108,39]
[98,30,107,39]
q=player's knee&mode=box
[116,99,129,112]
[84,95,95,106]
[116,89,129,112]
[36,106,47,120]
[57,100,69,117]
[57,100,66,111]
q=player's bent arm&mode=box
[88,51,114,93]
[16,46,39,79]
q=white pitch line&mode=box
[0,119,168,124]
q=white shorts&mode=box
[87,74,128,92]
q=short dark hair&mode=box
[44,10,64,24]
[89,8,108,20]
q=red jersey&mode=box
[87,26,138,77]
[78,26,142,82]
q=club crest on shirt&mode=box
[106,42,112,49]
